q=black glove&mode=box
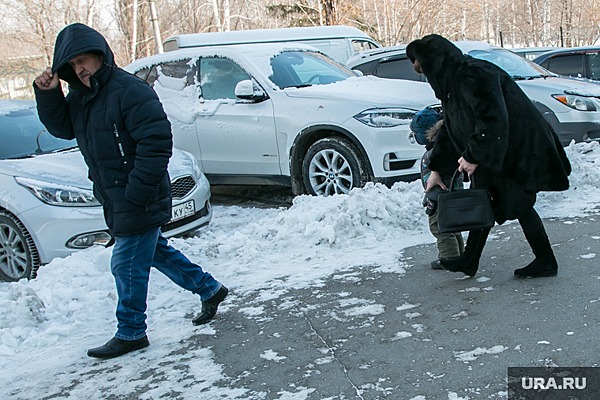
[424,198,437,216]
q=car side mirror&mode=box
[353,69,364,77]
[234,80,268,101]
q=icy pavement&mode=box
[4,215,596,399]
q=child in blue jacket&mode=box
[411,107,464,269]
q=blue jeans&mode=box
[110,227,222,340]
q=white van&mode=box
[163,25,381,64]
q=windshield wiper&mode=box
[52,146,79,153]
[287,83,313,88]
[20,146,79,158]
[513,75,547,80]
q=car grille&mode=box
[162,201,210,233]
[171,175,196,199]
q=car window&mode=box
[269,51,355,88]
[298,39,347,64]
[199,57,250,100]
[523,51,548,60]
[136,60,193,87]
[144,66,159,86]
[375,58,425,81]
[0,108,77,159]
[352,40,379,53]
[351,59,379,75]
[469,48,549,78]
[544,54,584,78]
[134,67,150,82]
[158,59,196,86]
[588,53,600,80]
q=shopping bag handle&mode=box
[449,168,467,192]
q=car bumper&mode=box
[17,205,109,264]
[163,200,212,237]
[16,174,212,264]
[341,119,424,179]
[163,172,212,237]
[553,120,600,146]
[375,173,420,187]
[536,102,600,145]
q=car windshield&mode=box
[0,107,77,159]
[469,48,553,79]
[269,50,356,89]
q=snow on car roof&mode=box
[126,42,323,76]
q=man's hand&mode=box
[458,156,478,176]
[425,170,447,192]
[35,68,59,90]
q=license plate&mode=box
[171,200,195,222]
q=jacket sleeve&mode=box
[121,82,173,206]
[33,85,76,140]
[456,67,509,171]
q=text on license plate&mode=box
[171,200,195,222]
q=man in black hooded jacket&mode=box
[406,34,571,279]
[34,23,228,359]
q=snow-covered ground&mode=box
[1,141,599,399]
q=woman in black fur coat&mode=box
[406,34,571,278]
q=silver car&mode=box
[0,100,212,282]
[347,41,600,145]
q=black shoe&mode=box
[514,257,558,278]
[431,258,462,270]
[440,257,478,277]
[439,228,490,278]
[87,336,149,359]
[192,286,229,325]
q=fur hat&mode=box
[410,106,442,145]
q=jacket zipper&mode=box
[114,124,125,158]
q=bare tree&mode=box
[2,0,600,99]
[321,0,337,25]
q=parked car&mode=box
[125,42,439,197]
[511,46,561,61]
[532,46,600,82]
[0,100,212,282]
[347,42,600,145]
[163,25,381,64]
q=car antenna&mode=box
[35,128,48,154]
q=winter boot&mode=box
[441,228,490,277]
[192,285,229,325]
[514,232,558,278]
[87,336,149,359]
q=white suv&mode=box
[126,43,438,196]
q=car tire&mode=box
[302,137,369,196]
[0,211,39,281]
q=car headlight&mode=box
[191,156,203,179]
[552,94,598,111]
[354,108,416,127]
[15,176,100,207]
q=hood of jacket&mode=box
[51,23,116,92]
[406,34,465,100]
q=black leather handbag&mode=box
[437,169,495,233]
